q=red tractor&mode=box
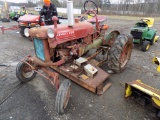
[16,0,133,114]
[18,15,44,37]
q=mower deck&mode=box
[51,59,111,95]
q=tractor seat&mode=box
[87,15,107,23]
[136,22,148,27]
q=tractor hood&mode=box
[18,15,40,23]
[29,22,94,41]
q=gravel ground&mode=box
[0,18,160,120]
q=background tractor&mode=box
[131,18,159,51]
[17,15,44,37]
[16,0,133,114]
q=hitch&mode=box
[0,25,19,34]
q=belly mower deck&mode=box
[51,59,111,95]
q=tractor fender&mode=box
[144,29,157,40]
[103,30,120,46]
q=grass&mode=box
[105,15,160,21]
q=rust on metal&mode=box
[23,59,60,91]
[86,50,101,61]
[119,39,133,68]
[43,40,51,62]
[75,18,79,23]
[97,82,111,95]
[51,59,110,94]
[0,25,19,34]
[103,30,120,46]
[52,16,58,28]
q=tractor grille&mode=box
[34,38,45,61]
[131,31,142,39]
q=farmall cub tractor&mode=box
[131,18,159,51]
[16,0,133,114]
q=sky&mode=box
[1,0,144,4]
[1,0,120,4]
[0,0,28,3]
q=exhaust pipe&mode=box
[67,1,74,27]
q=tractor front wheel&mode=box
[55,79,71,114]
[16,61,37,83]
[141,41,150,51]
[150,33,156,45]
[20,26,27,37]
[108,34,133,73]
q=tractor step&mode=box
[51,59,111,95]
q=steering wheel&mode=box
[79,16,87,22]
[84,0,98,17]
[141,18,150,22]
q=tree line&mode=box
[1,0,160,16]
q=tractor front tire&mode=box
[108,34,133,73]
[141,41,150,51]
[20,26,26,37]
[150,33,156,45]
[55,79,71,114]
[16,61,37,83]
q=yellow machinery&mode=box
[143,18,154,27]
[125,58,160,118]
[125,80,160,117]
[152,57,160,72]
[1,0,10,22]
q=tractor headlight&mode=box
[24,28,29,37]
[47,28,54,38]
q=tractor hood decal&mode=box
[56,30,75,38]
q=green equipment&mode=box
[9,12,18,21]
[131,18,159,51]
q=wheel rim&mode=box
[120,42,132,68]
[146,44,150,50]
[63,87,71,109]
[22,63,35,78]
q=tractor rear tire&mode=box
[16,61,37,83]
[108,34,133,73]
[55,79,71,114]
[141,41,150,51]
